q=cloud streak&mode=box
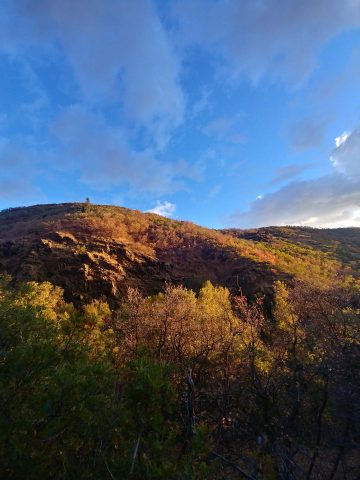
[287,117,330,150]
[270,163,313,185]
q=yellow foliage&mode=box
[14,281,68,322]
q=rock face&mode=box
[0,234,165,306]
[0,203,358,306]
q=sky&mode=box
[0,0,360,228]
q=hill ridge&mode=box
[0,203,359,306]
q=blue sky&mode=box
[1,0,360,228]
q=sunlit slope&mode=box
[0,203,358,305]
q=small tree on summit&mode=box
[83,196,91,213]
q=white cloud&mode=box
[331,127,360,176]
[174,0,360,86]
[0,0,191,202]
[335,131,351,148]
[146,200,176,217]
[2,0,185,149]
[230,124,360,228]
[230,174,360,228]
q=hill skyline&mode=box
[1,202,359,307]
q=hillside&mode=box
[1,203,359,479]
[224,226,360,271]
[0,203,358,306]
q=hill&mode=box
[0,203,358,306]
[1,203,359,478]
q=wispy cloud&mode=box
[50,105,188,195]
[202,115,246,144]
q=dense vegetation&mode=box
[0,277,208,479]
[1,274,359,479]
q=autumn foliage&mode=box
[0,274,359,479]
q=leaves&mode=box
[1,276,359,478]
